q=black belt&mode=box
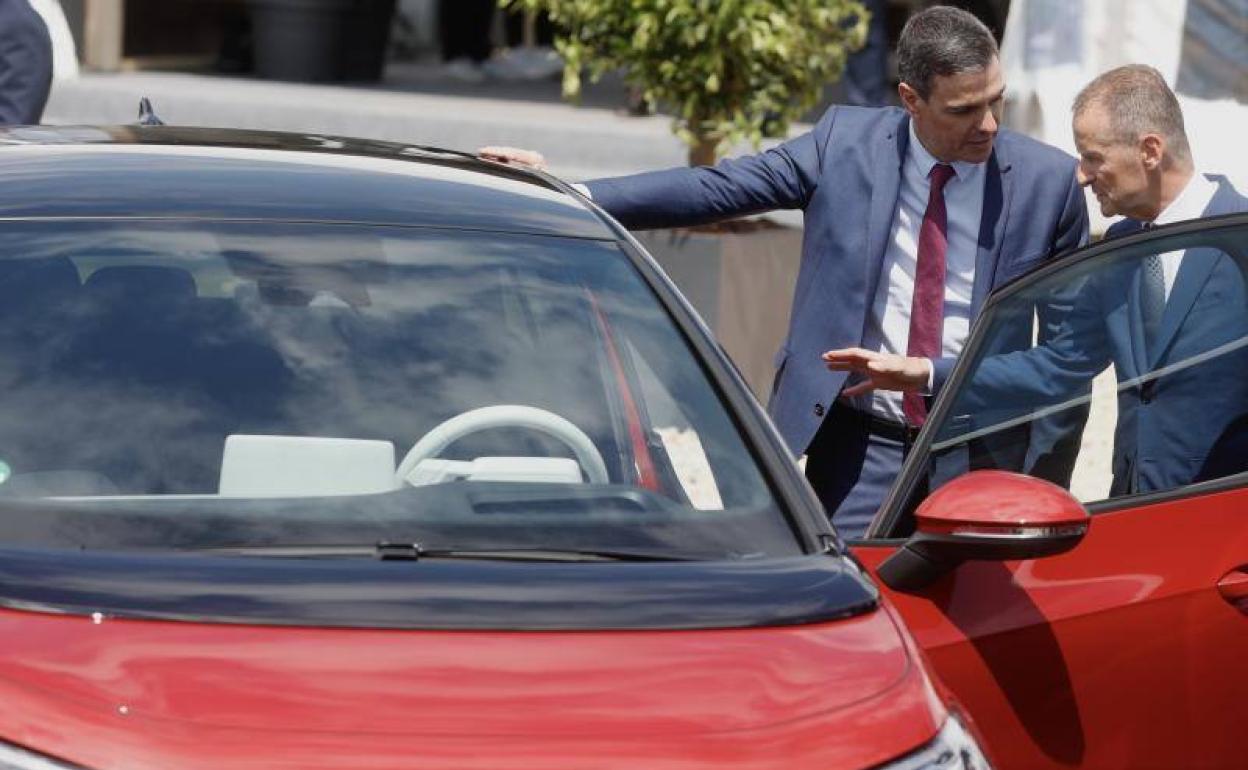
[830,401,920,445]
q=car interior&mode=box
[0,221,776,519]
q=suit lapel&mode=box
[1143,179,1241,366]
[1150,248,1218,366]
[858,117,908,335]
[970,149,1012,317]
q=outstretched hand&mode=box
[822,348,931,396]
[478,146,548,171]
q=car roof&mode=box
[0,125,614,239]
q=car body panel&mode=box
[0,547,878,631]
[853,465,1248,768]
[0,126,955,769]
[0,128,609,239]
[0,606,941,770]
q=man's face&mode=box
[1073,104,1153,219]
[902,57,1004,164]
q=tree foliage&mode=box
[503,0,870,164]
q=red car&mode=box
[0,125,1239,770]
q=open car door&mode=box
[848,214,1248,769]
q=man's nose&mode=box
[979,109,998,134]
[1076,165,1093,186]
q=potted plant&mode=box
[501,0,869,397]
[503,0,869,165]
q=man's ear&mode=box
[898,82,923,118]
[1139,133,1165,171]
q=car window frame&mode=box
[863,211,1248,541]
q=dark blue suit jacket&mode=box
[588,106,1088,455]
[968,176,1248,494]
[0,0,52,125]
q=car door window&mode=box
[895,218,1248,526]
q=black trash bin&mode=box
[249,0,395,82]
[249,0,348,82]
[342,0,397,82]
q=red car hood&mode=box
[0,606,942,769]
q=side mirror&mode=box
[877,470,1089,592]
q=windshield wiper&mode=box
[194,542,702,563]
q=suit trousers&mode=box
[803,402,907,539]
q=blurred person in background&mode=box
[842,0,890,107]
[437,0,494,82]
[25,0,75,83]
[436,1,561,83]
[0,0,52,124]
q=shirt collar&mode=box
[906,122,984,182]
[1152,171,1218,226]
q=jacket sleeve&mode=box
[584,108,833,230]
[1019,167,1092,482]
[0,2,53,125]
[961,275,1113,414]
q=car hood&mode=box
[0,605,942,770]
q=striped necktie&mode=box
[1139,221,1165,355]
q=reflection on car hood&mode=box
[0,606,940,770]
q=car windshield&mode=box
[0,220,798,560]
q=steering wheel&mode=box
[394,405,610,485]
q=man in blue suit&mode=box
[484,6,1088,537]
[884,65,1248,496]
[0,0,52,125]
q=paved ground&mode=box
[43,68,729,183]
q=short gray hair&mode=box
[1073,65,1191,160]
[897,6,998,100]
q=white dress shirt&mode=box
[1148,171,1218,300]
[852,123,987,421]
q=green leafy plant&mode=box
[503,0,870,165]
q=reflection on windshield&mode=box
[0,221,796,559]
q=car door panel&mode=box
[853,483,1248,769]
[848,215,1248,768]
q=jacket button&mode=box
[1140,380,1156,404]
[813,403,825,417]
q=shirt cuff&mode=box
[571,182,592,199]
[923,358,935,395]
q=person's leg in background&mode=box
[437,0,494,81]
[843,0,889,107]
[0,0,53,125]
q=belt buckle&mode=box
[902,421,918,456]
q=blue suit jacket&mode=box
[967,176,1248,494]
[588,106,1088,454]
[0,0,51,125]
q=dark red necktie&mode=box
[902,163,956,427]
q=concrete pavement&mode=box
[42,68,761,183]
